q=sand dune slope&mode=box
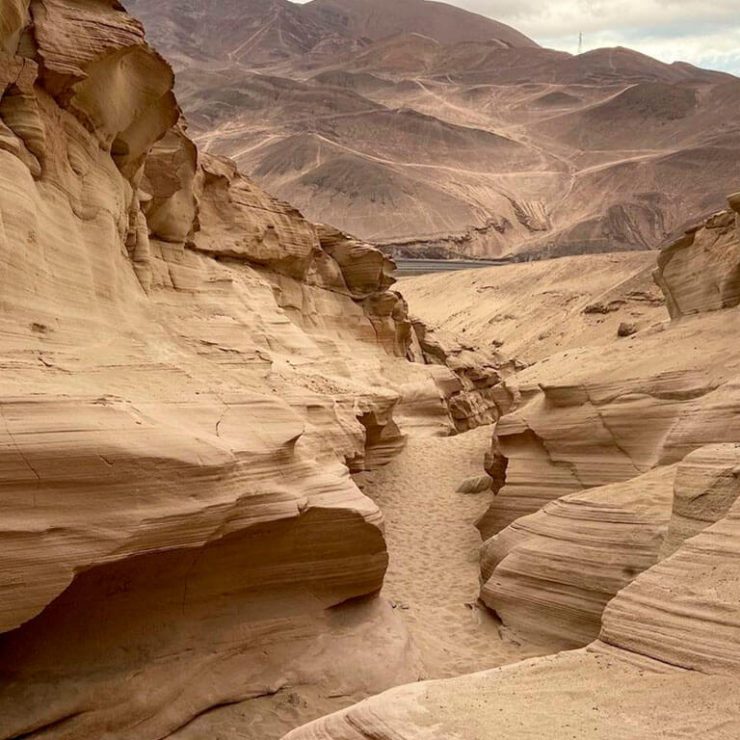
[398,252,665,364]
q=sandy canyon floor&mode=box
[173,247,662,738]
[361,428,550,677]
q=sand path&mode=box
[360,425,546,678]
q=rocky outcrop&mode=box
[660,443,740,558]
[316,224,395,297]
[34,0,179,179]
[477,311,740,537]
[472,203,740,645]
[0,3,498,737]
[479,442,740,648]
[479,466,676,648]
[408,319,502,431]
[654,196,740,317]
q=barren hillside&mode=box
[127,0,740,259]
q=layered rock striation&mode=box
[479,466,677,648]
[473,198,740,647]
[286,197,740,740]
[478,198,740,538]
[653,196,740,317]
[0,3,498,737]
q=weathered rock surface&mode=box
[480,442,740,648]
[479,466,676,648]
[0,3,499,737]
[654,197,740,317]
[471,206,740,647]
[479,313,740,536]
[287,201,740,738]
[407,319,503,431]
[660,443,740,557]
[600,493,740,677]
[286,420,740,740]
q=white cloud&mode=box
[458,0,740,73]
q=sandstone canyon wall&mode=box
[0,2,496,737]
[287,199,740,737]
[476,198,740,645]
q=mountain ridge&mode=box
[126,0,740,259]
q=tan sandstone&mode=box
[0,2,500,737]
[286,200,740,738]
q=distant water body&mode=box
[394,258,509,277]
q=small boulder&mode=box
[728,192,740,214]
[457,475,492,494]
[617,322,638,338]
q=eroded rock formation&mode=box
[480,466,677,648]
[478,227,740,536]
[407,319,503,431]
[474,202,740,646]
[480,441,740,648]
[0,3,497,737]
[660,443,740,558]
[654,196,740,317]
[286,198,740,738]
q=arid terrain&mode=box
[398,251,667,363]
[1,2,739,740]
[126,0,740,259]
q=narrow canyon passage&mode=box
[359,425,548,678]
[174,426,548,740]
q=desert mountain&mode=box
[127,0,740,259]
[304,0,537,48]
[124,0,534,70]
[123,0,359,68]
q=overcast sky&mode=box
[458,0,740,74]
